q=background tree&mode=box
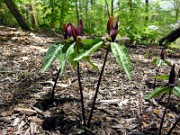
[0,0,179,44]
[173,0,180,22]
[28,0,37,28]
[4,0,29,30]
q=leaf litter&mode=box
[0,25,180,134]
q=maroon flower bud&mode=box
[107,16,119,42]
[107,16,114,35]
[62,19,83,41]
[169,64,176,87]
[71,24,78,41]
[67,23,73,38]
[77,18,83,36]
[160,49,165,60]
[110,20,118,42]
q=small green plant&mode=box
[152,48,171,89]
[42,16,132,129]
[73,16,132,127]
[42,18,94,125]
[144,64,180,135]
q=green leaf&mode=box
[156,59,163,67]
[85,56,98,69]
[164,60,172,67]
[69,50,78,68]
[42,44,63,72]
[152,58,158,65]
[62,41,74,53]
[111,42,132,80]
[59,51,65,69]
[74,41,103,61]
[152,59,171,67]
[154,74,169,80]
[144,86,170,100]
[173,86,180,97]
[59,42,76,74]
[80,38,101,47]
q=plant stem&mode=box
[158,88,172,135]
[153,66,160,89]
[167,116,180,135]
[51,68,61,99]
[155,65,166,103]
[158,92,166,103]
[77,62,86,126]
[87,46,110,127]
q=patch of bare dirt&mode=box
[0,25,180,135]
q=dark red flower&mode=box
[67,23,73,37]
[62,19,83,41]
[107,16,118,42]
[160,49,166,60]
[169,64,176,87]
[71,24,78,41]
[77,18,83,36]
[63,22,73,39]
[107,16,114,35]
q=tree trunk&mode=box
[75,0,79,20]
[4,0,30,30]
[90,0,96,33]
[28,3,37,28]
[50,0,55,28]
[174,0,179,22]
[105,0,110,18]
[60,1,65,30]
[128,0,133,21]
[111,0,114,16]
[145,0,149,22]
[0,2,4,24]
[159,27,180,46]
[85,0,89,32]
[79,0,82,16]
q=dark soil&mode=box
[0,25,179,135]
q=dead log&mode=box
[159,27,180,46]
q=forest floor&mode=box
[0,25,180,135]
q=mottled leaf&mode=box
[152,59,163,67]
[59,42,76,74]
[42,44,63,72]
[111,42,132,80]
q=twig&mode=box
[153,66,160,89]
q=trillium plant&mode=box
[152,48,172,89]
[144,64,180,135]
[42,16,132,128]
